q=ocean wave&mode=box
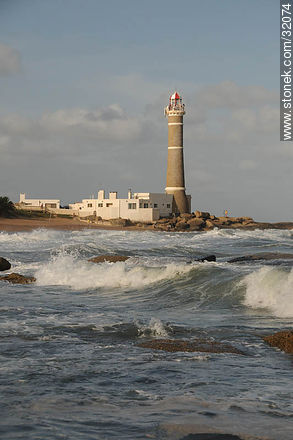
[241,267,293,317]
[35,252,194,290]
[0,228,65,243]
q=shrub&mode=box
[0,196,16,217]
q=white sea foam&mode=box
[35,253,193,290]
[136,317,169,338]
[195,227,293,242]
[242,267,293,317]
[0,229,63,244]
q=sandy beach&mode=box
[0,217,150,232]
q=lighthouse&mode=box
[164,91,190,214]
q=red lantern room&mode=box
[169,91,181,105]
[166,91,185,112]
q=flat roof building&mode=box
[19,193,60,209]
[69,190,173,222]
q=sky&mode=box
[0,0,291,221]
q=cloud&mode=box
[0,42,21,76]
[238,159,257,170]
[40,105,142,143]
[194,81,277,110]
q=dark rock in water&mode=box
[137,338,245,355]
[180,434,243,440]
[263,331,293,354]
[228,252,293,263]
[187,255,216,264]
[0,257,11,271]
[198,255,216,262]
[0,273,36,284]
[88,255,129,263]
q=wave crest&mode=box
[35,253,193,290]
[242,267,293,317]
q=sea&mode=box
[0,227,293,440]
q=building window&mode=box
[143,203,148,208]
[106,203,113,207]
[154,203,158,208]
[167,204,171,208]
[98,203,103,207]
[128,203,136,209]
[87,203,93,208]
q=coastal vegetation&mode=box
[0,196,51,218]
[0,196,16,217]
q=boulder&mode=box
[0,273,36,284]
[230,222,245,229]
[0,257,11,271]
[88,255,129,263]
[205,220,215,229]
[216,217,232,225]
[175,221,190,231]
[180,213,193,220]
[137,338,245,355]
[195,211,210,219]
[109,218,132,226]
[240,216,254,222]
[188,218,205,227]
[263,331,293,354]
[160,224,174,231]
[156,218,171,224]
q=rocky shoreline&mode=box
[80,211,293,232]
[151,211,293,232]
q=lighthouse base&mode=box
[166,189,190,215]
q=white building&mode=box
[19,193,60,209]
[69,190,173,222]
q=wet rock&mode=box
[263,331,293,354]
[228,252,293,263]
[180,434,244,440]
[198,255,216,262]
[0,273,36,284]
[88,255,129,263]
[161,423,266,440]
[0,257,11,271]
[137,338,245,355]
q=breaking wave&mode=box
[242,267,293,317]
[0,229,63,244]
[35,253,194,290]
